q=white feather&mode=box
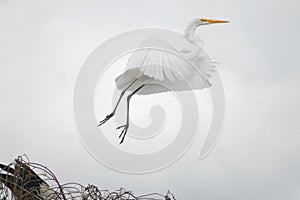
[115,32,217,95]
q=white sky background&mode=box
[0,0,300,199]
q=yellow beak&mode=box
[201,18,229,24]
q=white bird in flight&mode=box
[98,18,229,144]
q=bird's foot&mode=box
[97,113,114,126]
[116,124,129,144]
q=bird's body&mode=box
[115,35,214,95]
[0,162,54,200]
[98,18,229,143]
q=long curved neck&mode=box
[183,20,205,59]
[184,20,203,44]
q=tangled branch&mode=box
[0,155,176,200]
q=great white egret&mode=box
[0,162,54,200]
[98,18,229,144]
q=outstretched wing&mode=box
[125,35,198,82]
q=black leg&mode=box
[97,78,139,127]
[117,84,145,144]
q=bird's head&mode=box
[184,18,229,41]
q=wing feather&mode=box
[155,53,164,80]
[125,34,215,82]
[161,52,176,82]
[166,53,183,80]
[127,49,149,68]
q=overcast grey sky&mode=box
[0,0,300,199]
